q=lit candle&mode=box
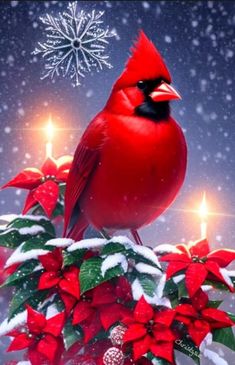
[45,115,54,158]
[199,192,208,239]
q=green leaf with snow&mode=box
[63,249,86,266]
[138,274,156,297]
[1,260,41,288]
[9,284,48,319]
[79,257,124,294]
[213,327,235,351]
[63,321,82,350]
[8,216,55,237]
[21,235,55,252]
[101,242,126,256]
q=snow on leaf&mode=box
[5,243,49,267]
[135,262,162,276]
[133,245,160,268]
[18,225,45,235]
[68,237,107,251]
[0,310,27,336]
[33,2,116,87]
[101,253,128,277]
[46,237,74,248]
[154,243,181,254]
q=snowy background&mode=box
[0,1,234,364]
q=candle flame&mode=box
[199,192,208,220]
[46,116,54,142]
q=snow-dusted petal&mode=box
[101,253,128,277]
[5,243,49,267]
[0,311,27,336]
[135,262,162,276]
[46,238,74,248]
[18,225,45,235]
[68,237,107,251]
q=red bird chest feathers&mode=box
[80,113,187,230]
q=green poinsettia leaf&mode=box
[79,257,124,294]
[147,353,171,364]
[163,279,178,296]
[174,338,200,364]
[178,280,189,299]
[208,300,223,309]
[227,312,235,322]
[138,274,156,297]
[1,260,41,288]
[63,321,82,350]
[21,234,55,252]
[213,327,235,351]
[101,242,126,256]
[0,229,25,248]
[9,283,48,319]
[8,216,55,237]
[63,249,86,266]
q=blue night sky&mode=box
[0,1,234,364]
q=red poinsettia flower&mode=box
[123,296,176,363]
[73,277,132,343]
[160,239,235,297]
[2,155,72,217]
[38,248,80,301]
[7,305,65,365]
[175,289,234,346]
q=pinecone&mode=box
[103,347,124,365]
[110,325,126,346]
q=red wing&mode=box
[63,115,106,236]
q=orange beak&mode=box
[149,81,181,102]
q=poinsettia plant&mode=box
[0,160,235,365]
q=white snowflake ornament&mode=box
[33,2,115,86]
[103,347,124,365]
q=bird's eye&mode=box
[137,80,146,90]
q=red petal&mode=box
[191,289,209,310]
[202,308,234,327]
[160,252,190,263]
[38,271,60,290]
[72,301,94,325]
[41,157,58,176]
[82,312,102,343]
[34,181,59,217]
[56,170,70,182]
[189,320,210,347]
[134,296,154,323]
[154,308,175,327]
[206,260,232,289]
[27,305,46,334]
[60,292,77,314]
[37,334,59,361]
[153,327,175,342]
[207,249,235,268]
[99,303,123,330]
[22,191,37,214]
[2,169,42,190]
[115,276,132,301]
[166,261,189,279]
[92,282,116,305]
[124,323,147,342]
[28,346,48,365]
[56,155,73,172]
[59,266,80,299]
[175,304,197,318]
[175,244,190,255]
[189,239,210,258]
[39,248,62,272]
[133,335,152,360]
[186,263,208,297]
[7,333,34,351]
[44,312,65,337]
[150,341,174,363]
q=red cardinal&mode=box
[64,31,187,244]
